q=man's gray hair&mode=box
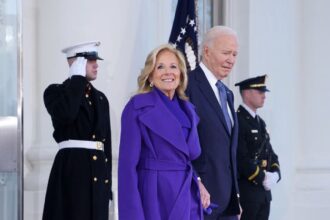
[200,26,238,55]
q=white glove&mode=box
[69,57,87,77]
[262,171,279,191]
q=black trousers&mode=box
[240,201,270,220]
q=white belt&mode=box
[59,139,104,151]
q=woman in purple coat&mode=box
[118,44,207,220]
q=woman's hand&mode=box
[197,179,210,208]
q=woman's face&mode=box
[149,50,181,99]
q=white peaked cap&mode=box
[61,41,102,59]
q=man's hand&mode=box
[262,171,279,191]
[69,57,87,77]
[198,179,211,209]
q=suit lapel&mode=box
[195,67,231,135]
[138,90,189,156]
[227,90,238,139]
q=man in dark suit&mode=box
[43,41,112,220]
[235,75,281,220]
[186,26,240,220]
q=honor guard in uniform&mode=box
[42,41,112,220]
[235,75,281,220]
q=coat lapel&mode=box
[137,90,189,156]
[183,101,199,155]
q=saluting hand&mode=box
[69,57,87,78]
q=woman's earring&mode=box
[150,82,154,87]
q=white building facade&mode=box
[17,0,330,219]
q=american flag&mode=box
[169,0,198,71]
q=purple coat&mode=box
[118,89,203,220]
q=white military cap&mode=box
[61,41,103,60]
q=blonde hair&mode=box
[137,43,188,100]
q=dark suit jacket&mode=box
[186,66,240,217]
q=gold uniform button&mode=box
[92,155,97,160]
[93,177,98,182]
[89,101,92,105]
[85,94,89,98]
[254,137,258,140]
[102,138,106,142]
[92,134,96,139]
[105,179,109,184]
[105,158,108,163]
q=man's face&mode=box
[85,59,98,81]
[244,89,266,110]
[203,34,238,80]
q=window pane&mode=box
[0,0,18,116]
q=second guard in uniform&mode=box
[235,75,281,220]
[42,41,112,220]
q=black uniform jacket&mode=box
[237,105,280,203]
[42,75,112,220]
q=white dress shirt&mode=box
[200,62,234,126]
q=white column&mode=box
[294,0,330,218]
[230,0,300,219]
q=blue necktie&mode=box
[216,80,232,134]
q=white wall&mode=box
[294,0,330,218]
[245,1,300,219]
[231,0,330,219]
[23,0,330,220]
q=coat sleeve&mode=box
[43,75,86,124]
[118,98,145,220]
[261,120,281,181]
[237,121,265,185]
[267,142,281,181]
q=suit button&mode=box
[92,155,97,160]
[93,177,98,182]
